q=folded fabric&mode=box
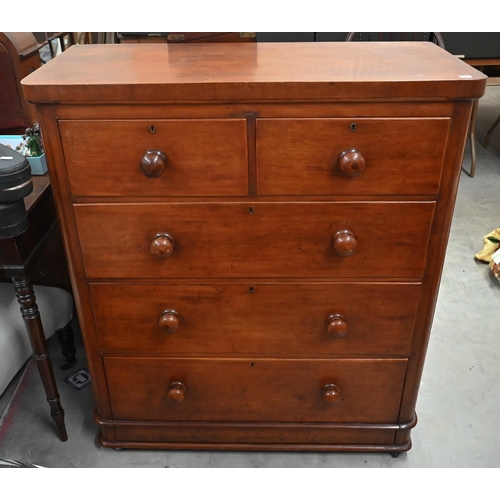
[475,227,500,283]
[475,228,500,262]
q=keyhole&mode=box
[149,125,156,134]
[249,287,254,294]
[250,363,255,367]
[249,207,254,215]
[350,123,356,132]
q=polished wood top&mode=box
[22,42,487,103]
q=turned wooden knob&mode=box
[140,149,167,178]
[167,381,186,404]
[327,313,347,338]
[150,233,174,259]
[338,149,366,177]
[322,384,342,406]
[333,229,357,256]
[158,310,179,333]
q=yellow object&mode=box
[475,228,500,263]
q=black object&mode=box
[442,33,500,59]
[0,200,30,238]
[256,33,315,42]
[0,143,33,238]
[0,144,32,202]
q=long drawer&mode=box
[91,282,421,356]
[104,357,408,423]
[75,201,435,279]
[59,119,249,197]
[257,117,450,195]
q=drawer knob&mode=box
[322,384,342,406]
[150,233,175,259]
[338,148,366,177]
[167,381,186,404]
[333,229,357,256]
[159,310,179,333]
[327,313,347,338]
[140,149,167,178]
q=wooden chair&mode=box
[0,32,43,133]
[0,32,85,132]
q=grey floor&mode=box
[0,86,499,468]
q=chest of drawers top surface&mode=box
[22,42,486,103]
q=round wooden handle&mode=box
[327,313,347,338]
[167,381,186,404]
[159,310,179,333]
[333,229,357,256]
[150,233,174,259]
[338,149,366,177]
[140,149,167,178]
[322,384,342,406]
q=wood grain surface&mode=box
[22,43,486,103]
[75,201,435,279]
[104,357,408,423]
[90,282,421,356]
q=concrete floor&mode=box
[0,85,499,468]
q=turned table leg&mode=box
[10,273,68,442]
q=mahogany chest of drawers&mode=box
[22,42,486,454]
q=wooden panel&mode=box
[75,201,435,279]
[0,42,24,128]
[59,119,248,197]
[0,32,41,129]
[91,282,421,356]
[105,357,408,423]
[22,43,487,103]
[112,423,396,446]
[257,118,450,195]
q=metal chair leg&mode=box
[464,99,478,178]
[483,111,500,149]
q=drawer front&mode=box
[257,118,450,195]
[105,357,407,423]
[91,282,421,356]
[59,119,248,197]
[75,201,435,279]
[113,423,397,446]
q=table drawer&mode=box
[59,119,248,197]
[91,282,420,356]
[105,357,407,423]
[75,201,435,279]
[257,118,450,195]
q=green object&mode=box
[25,135,43,157]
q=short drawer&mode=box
[59,119,248,197]
[75,201,435,279]
[91,282,421,356]
[256,117,450,195]
[104,357,407,423]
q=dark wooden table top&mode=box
[22,42,487,103]
[25,172,50,212]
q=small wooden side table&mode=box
[0,173,68,441]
